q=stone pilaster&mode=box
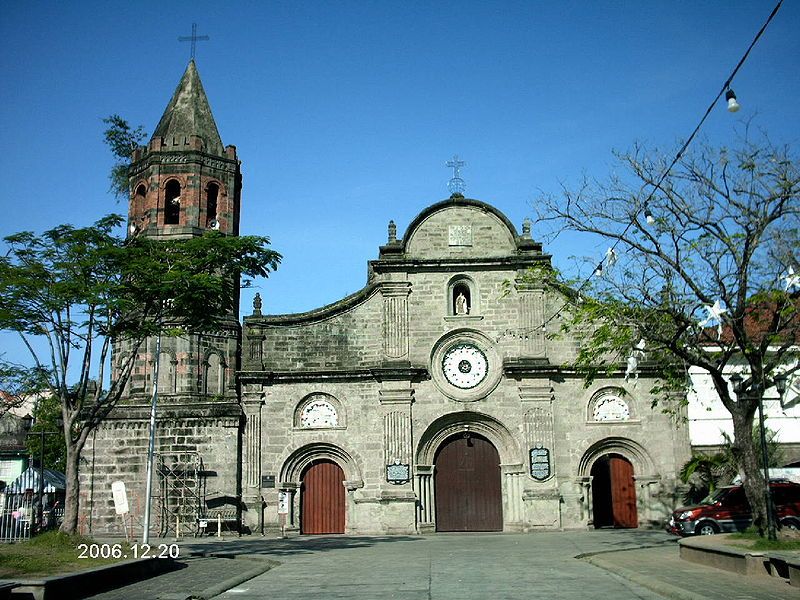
[516,281,546,357]
[381,282,411,360]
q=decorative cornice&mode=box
[238,366,428,385]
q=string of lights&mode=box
[534,0,784,336]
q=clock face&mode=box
[442,343,488,389]
[299,398,338,428]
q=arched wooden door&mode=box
[591,454,638,528]
[434,434,502,531]
[300,460,345,534]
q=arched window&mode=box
[447,276,478,316]
[589,388,632,422]
[134,183,146,211]
[206,183,219,228]
[294,393,344,429]
[164,180,181,225]
[205,353,224,396]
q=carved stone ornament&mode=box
[592,394,630,422]
[299,396,338,428]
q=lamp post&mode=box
[729,374,776,541]
[21,414,62,533]
[142,330,162,546]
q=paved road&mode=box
[84,530,796,600]
[209,531,668,600]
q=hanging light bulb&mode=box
[725,88,740,113]
[643,203,655,225]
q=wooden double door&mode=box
[300,460,345,534]
[434,434,503,531]
[591,454,638,528]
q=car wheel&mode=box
[781,518,800,531]
[696,522,719,535]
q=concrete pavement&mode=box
[80,530,798,600]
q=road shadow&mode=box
[183,534,424,558]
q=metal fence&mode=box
[0,493,33,542]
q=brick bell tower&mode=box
[125,58,242,406]
[82,61,245,536]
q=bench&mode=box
[196,509,239,537]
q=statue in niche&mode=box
[455,292,469,315]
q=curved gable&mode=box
[403,198,519,259]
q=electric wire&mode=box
[535,0,785,335]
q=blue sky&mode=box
[1,0,798,331]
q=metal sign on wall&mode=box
[530,447,551,481]
[386,463,410,484]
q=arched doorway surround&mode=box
[578,437,655,529]
[278,443,362,534]
[415,411,523,531]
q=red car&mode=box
[667,480,800,536]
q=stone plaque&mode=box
[448,225,472,246]
[261,475,275,488]
[530,447,551,481]
[386,463,410,483]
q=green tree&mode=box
[26,394,67,473]
[0,215,280,533]
[102,114,146,198]
[534,135,799,537]
[680,425,783,505]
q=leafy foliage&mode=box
[532,134,799,536]
[0,214,280,532]
[25,394,67,473]
[102,115,147,198]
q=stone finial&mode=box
[252,292,262,316]
[522,218,532,239]
[388,220,397,243]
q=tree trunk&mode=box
[730,407,769,536]
[59,441,82,535]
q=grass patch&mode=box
[0,531,130,578]
[727,529,800,552]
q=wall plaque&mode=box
[530,447,551,481]
[386,463,410,484]
[448,225,472,246]
[261,475,275,488]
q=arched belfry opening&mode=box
[164,179,181,225]
[206,182,219,227]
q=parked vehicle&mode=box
[666,480,800,536]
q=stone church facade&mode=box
[80,62,690,536]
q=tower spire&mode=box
[151,60,224,155]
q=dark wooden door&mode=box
[301,460,345,534]
[609,456,638,528]
[434,434,502,531]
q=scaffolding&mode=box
[155,451,203,537]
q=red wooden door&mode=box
[434,434,502,531]
[609,456,638,528]
[301,460,345,534]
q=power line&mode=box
[535,0,784,334]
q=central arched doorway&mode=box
[591,454,638,528]
[434,433,502,531]
[300,459,345,534]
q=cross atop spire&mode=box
[446,155,466,195]
[178,23,210,60]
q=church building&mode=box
[81,62,690,536]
